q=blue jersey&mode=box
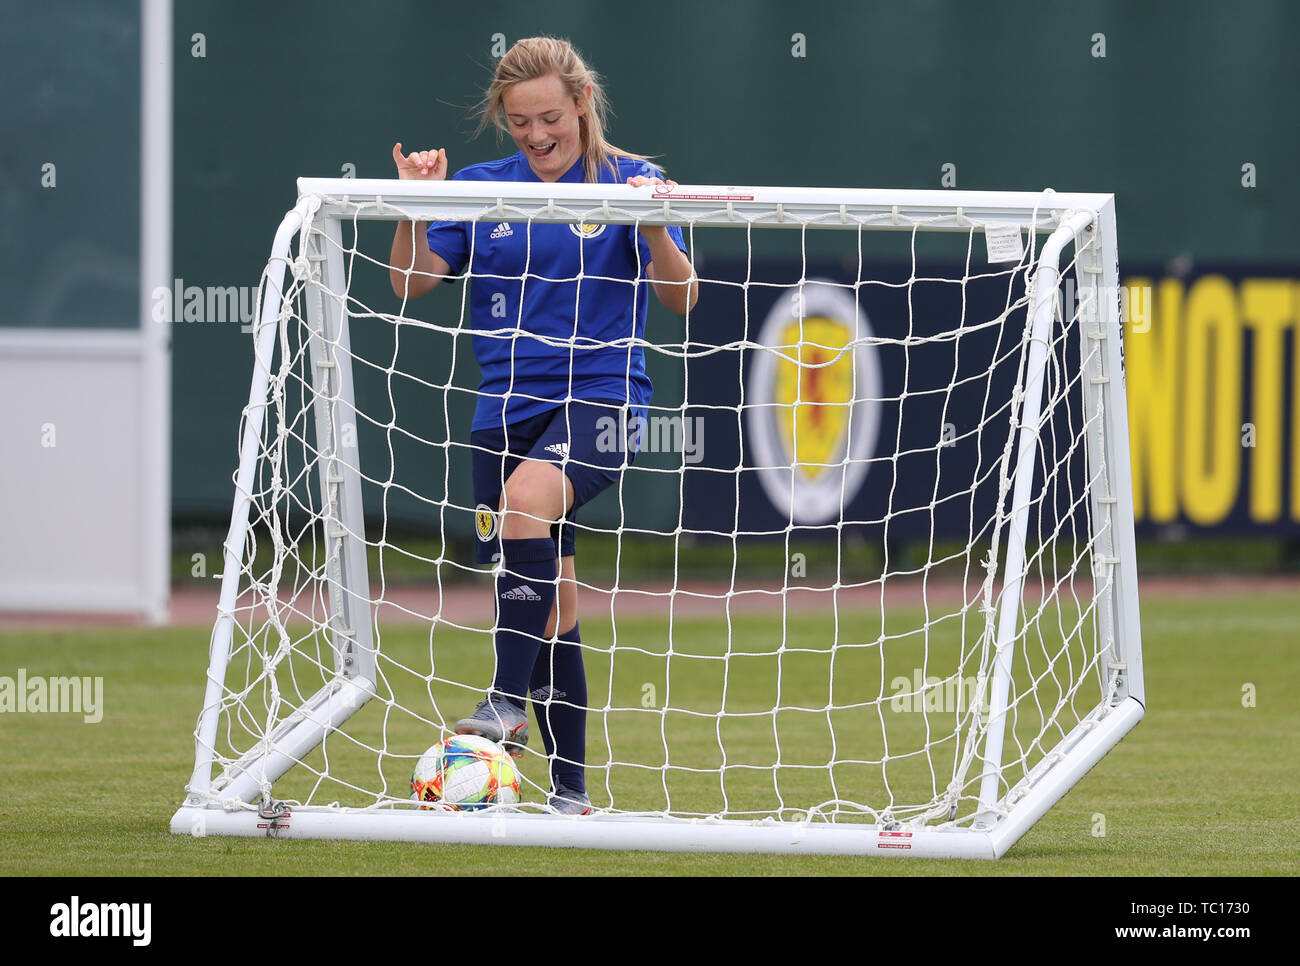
[426,152,688,431]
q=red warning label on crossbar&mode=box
[651,186,755,202]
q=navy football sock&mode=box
[491,537,558,706]
[530,621,588,793]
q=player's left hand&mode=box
[626,175,677,239]
[625,175,677,189]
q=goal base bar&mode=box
[170,698,1142,859]
[169,804,1002,859]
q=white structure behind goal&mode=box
[171,180,1143,858]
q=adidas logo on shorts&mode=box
[544,442,569,460]
[501,584,542,601]
[489,222,514,239]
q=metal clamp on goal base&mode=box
[257,798,291,838]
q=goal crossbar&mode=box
[296,178,1115,233]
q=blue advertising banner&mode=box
[674,261,1298,541]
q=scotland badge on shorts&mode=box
[474,504,497,542]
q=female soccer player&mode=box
[388,36,697,814]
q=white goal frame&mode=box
[170,179,1144,859]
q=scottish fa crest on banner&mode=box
[745,281,882,524]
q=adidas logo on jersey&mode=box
[501,584,542,601]
[543,442,569,460]
[489,222,514,239]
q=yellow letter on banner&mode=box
[1181,276,1241,525]
[1240,279,1292,522]
[1294,283,1300,522]
[1125,278,1182,523]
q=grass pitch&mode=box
[1,586,1296,876]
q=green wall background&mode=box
[167,0,1299,521]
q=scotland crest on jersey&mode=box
[424,152,687,432]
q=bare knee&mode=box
[500,461,570,540]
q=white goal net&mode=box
[172,181,1144,858]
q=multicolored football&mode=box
[410,734,522,810]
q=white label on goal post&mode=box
[984,223,1025,263]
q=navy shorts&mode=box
[470,399,643,564]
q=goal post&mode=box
[171,179,1143,858]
